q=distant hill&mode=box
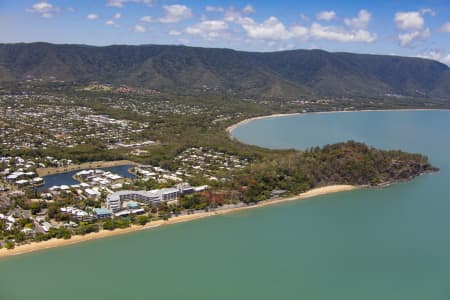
[0,42,449,99]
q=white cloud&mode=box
[398,28,430,46]
[239,16,308,41]
[394,10,433,46]
[140,16,155,23]
[243,4,255,14]
[105,14,121,26]
[28,2,52,12]
[107,0,153,8]
[441,54,450,65]
[160,5,193,23]
[27,1,59,18]
[290,25,309,39]
[394,8,434,47]
[169,30,182,36]
[394,11,424,30]
[417,51,450,65]
[300,13,310,21]
[317,11,336,21]
[241,16,293,40]
[186,20,228,39]
[420,8,436,16]
[440,22,450,32]
[205,6,224,12]
[224,7,244,23]
[87,13,99,20]
[134,24,146,32]
[310,22,376,42]
[417,51,442,61]
[344,9,371,29]
[225,8,374,43]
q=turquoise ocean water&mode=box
[1,110,450,300]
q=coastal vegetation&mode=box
[233,141,437,202]
[0,57,442,253]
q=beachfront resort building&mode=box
[106,193,121,211]
[105,183,209,212]
[106,188,179,211]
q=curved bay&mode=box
[1,110,450,300]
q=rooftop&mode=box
[93,208,112,215]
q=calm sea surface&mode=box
[1,110,450,300]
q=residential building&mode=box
[93,208,112,219]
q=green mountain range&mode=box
[1,42,449,99]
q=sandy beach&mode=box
[225,109,450,139]
[36,160,139,176]
[0,184,356,258]
[226,113,303,139]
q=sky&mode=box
[0,0,449,64]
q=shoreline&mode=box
[226,108,450,139]
[2,108,442,259]
[0,184,357,258]
[36,160,139,177]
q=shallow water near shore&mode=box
[2,110,450,300]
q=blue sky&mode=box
[1,0,449,64]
